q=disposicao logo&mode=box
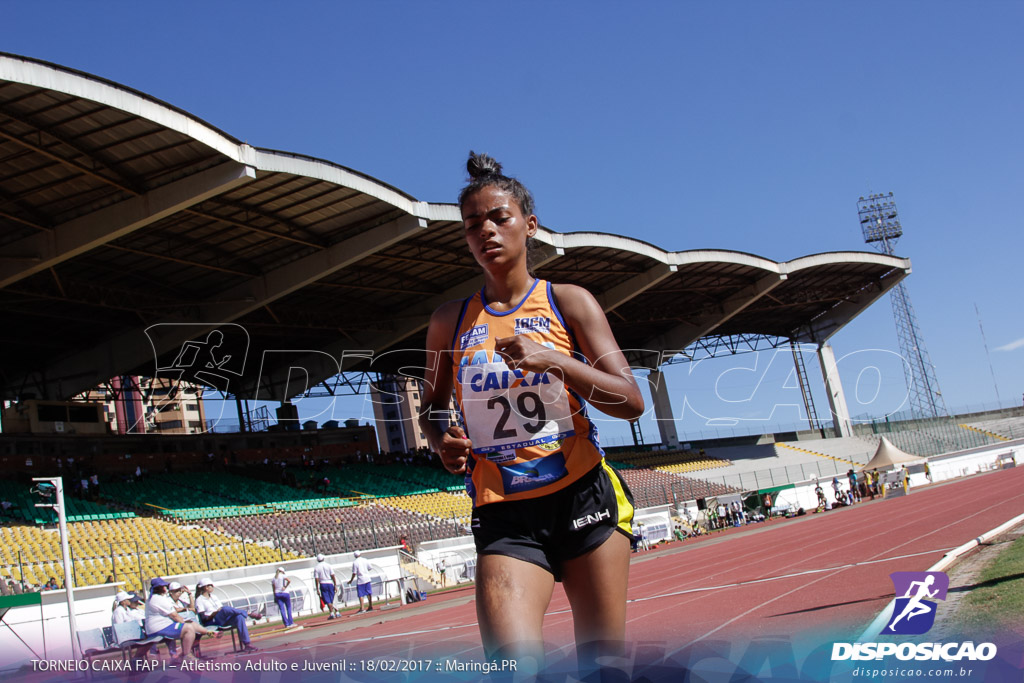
[883,571,948,635]
[831,571,997,663]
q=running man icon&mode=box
[889,575,937,628]
[883,571,949,635]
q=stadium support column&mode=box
[817,343,852,437]
[649,370,680,449]
[235,397,247,433]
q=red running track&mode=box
[228,466,1024,667]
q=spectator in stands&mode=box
[145,577,216,663]
[348,551,374,613]
[112,590,140,625]
[313,554,341,620]
[194,578,261,653]
[43,577,59,591]
[271,568,296,628]
[0,498,13,518]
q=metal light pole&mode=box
[32,477,79,659]
[857,192,947,419]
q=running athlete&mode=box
[419,152,644,676]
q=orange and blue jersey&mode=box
[451,279,605,507]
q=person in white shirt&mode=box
[271,568,297,628]
[111,591,140,626]
[194,577,261,653]
[347,551,374,613]
[168,581,196,621]
[127,594,146,620]
[437,557,448,588]
[312,554,340,620]
[144,577,214,663]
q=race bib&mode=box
[460,362,575,455]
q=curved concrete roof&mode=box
[0,53,910,402]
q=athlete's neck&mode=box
[482,271,535,312]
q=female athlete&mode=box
[419,152,644,675]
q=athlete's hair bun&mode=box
[467,151,503,179]
[458,150,535,230]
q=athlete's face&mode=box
[461,185,537,272]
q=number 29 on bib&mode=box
[460,362,575,455]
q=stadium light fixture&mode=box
[32,476,79,659]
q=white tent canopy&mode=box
[860,436,924,472]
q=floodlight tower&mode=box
[33,477,79,659]
[858,192,947,419]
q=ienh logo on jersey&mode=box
[514,316,551,335]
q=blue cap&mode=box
[150,577,169,588]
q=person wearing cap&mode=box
[127,593,146,620]
[347,550,374,614]
[194,578,261,653]
[168,581,197,621]
[145,577,216,663]
[271,568,296,628]
[312,554,340,620]
[112,590,141,626]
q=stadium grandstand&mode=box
[1,53,1023,673]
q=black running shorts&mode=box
[471,460,635,581]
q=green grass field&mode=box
[954,533,1024,638]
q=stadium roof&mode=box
[0,53,910,403]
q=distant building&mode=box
[370,377,455,453]
[80,376,207,435]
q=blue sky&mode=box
[4,2,1022,445]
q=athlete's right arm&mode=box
[419,301,472,474]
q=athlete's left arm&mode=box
[494,284,643,421]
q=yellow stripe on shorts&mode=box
[602,460,634,535]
